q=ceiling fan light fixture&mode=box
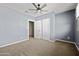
[38,10,41,12]
[25,3,47,14]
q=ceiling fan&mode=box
[26,3,47,14]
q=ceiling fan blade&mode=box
[39,11,43,14]
[32,3,38,9]
[29,10,38,13]
[34,11,38,14]
[41,4,47,9]
[40,10,47,12]
[25,10,29,12]
[29,9,37,11]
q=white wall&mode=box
[0,6,35,46]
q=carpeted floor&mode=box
[0,38,79,56]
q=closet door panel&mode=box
[42,18,50,40]
[35,20,42,39]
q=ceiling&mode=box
[0,3,77,17]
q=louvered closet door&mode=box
[42,18,50,40]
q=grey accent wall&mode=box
[0,6,34,46]
[55,9,75,42]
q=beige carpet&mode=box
[0,38,79,56]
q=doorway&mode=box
[29,21,34,37]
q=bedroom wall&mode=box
[35,9,75,42]
[0,6,35,46]
[55,9,75,42]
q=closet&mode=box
[35,18,50,40]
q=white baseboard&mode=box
[55,39,74,44]
[0,38,29,48]
[44,39,55,42]
[34,38,55,42]
[74,42,79,51]
[56,39,79,51]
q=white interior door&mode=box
[42,18,50,40]
[35,20,42,39]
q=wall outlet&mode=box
[67,36,70,40]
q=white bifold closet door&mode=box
[35,18,50,40]
[42,18,50,40]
